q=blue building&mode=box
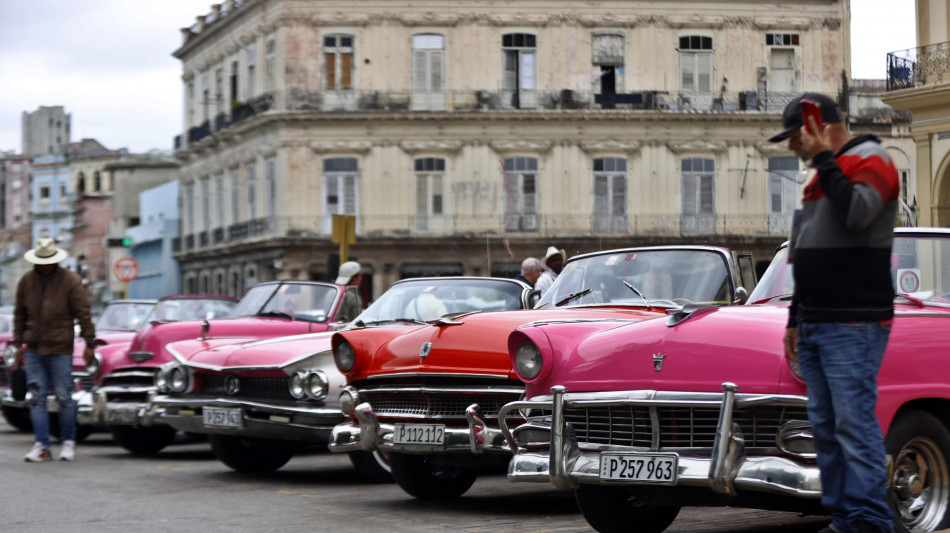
[126,180,181,298]
[30,154,75,268]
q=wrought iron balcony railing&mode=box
[887,41,950,91]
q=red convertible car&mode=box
[1,298,160,437]
[500,227,950,533]
[329,246,757,500]
[91,281,342,454]
[148,277,536,478]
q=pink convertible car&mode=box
[500,227,950,533]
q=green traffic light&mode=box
[121,237,132,247]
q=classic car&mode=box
[149,276,537,479]
[0,299,159,437]
[329,245,757,500]
[91,281,353,454]
[499,227,950,533]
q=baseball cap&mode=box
[768,92,843,143]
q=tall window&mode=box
[215,174,225,230]
[503,156,538,232]
[412,34,444,110]
[201,177,211,233]
[324,35,353,90]
[230,168,239,225]
[215,68,224,116]
[414,157,445,232]
[678,35,713,92]
[681,157,715,234]
[230,60,238,103]
[323,157,358,233]
[265,158,276,231]
[768,156,800,234]
[593,157,627,233]
[93,171,101,191]
[201,74,210,122]
[187,82,195,128]
[247,45,256,97]
[592,34,624,96]
[502,33,537,109]
[246,162,256,220]
[265,39,276,93]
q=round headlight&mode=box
[339,387,358,416]
[3,344,17,367]
[289,371,307,399]
[515,340,543,380]
[169,366,188,393]
[154,368,168,393]
[85,352,102,376]
[335,341,356,372]
[306,371,329,400]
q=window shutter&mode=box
[429,50,443,92]
[699,174,714,214]
[325,53,336,89]
[341,53,352,89]
[343,175,357,215]
[522,174,537,214]
[682,174,698,214]
[594,175,608,214]
[612,176,626,216]
[412,50,427,92]
[415,175,427,217]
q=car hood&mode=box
[168,331,336,370]
[520,305,804,398]
[345,308,664,382]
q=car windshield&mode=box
[354,278,526,324]
[748,234,950,306]
[95,302,157,331]
[536,249,733,308]
[145,298,237,322]
[230,282,341,322]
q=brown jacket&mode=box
[13,265,95,355]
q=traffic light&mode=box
[105,236,133,248]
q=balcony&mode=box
[887,41,950,91]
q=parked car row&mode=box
[3,229,949,533]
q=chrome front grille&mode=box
[362,388,523,422]
[565,404,808,450]
[195,374,295,405]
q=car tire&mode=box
[1,405,31,431]
[348,450,393,483]
[574,485,680,533]
[208,434,296,473]
[388,452,478,500]
[886,410,950,533]
[110,425,177,455]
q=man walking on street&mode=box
[13,238,96,462]
[772,93,899,533]
[514,257,542,288]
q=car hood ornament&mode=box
[653,353,666,372]
[419,342,432,359]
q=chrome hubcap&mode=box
[890,437,949,532]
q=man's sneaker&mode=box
[24,442,52,462]
[59,440,76,461]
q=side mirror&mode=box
[733,287,749,305]
[528,289,542,308]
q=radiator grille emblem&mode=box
[653,353,666,372]
[419,342,432,359]
[224,375,240,395]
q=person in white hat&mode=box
[335,260,363,322]
[534,246,566,295]
[13,238,96,462]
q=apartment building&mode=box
[21,106,71,158]
[172,0,913,299]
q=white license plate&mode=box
[392,423,446,445]
[203,407,242,429]
[599,453,678,483]
[104,406,139,425]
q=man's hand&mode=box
[799,115,832,160]
[83,346,96,366]
[783,327,801,378]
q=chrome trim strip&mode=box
[358,385,524,395]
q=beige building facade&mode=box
[173,0,912,300]
[882,0,950,227]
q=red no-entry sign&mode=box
[113,257,139,282]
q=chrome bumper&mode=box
[329,402,510,455]
[150,395,344,442]
[500,383,822,499]
[91,388,164,427]
[2,388,97,427]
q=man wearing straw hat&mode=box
[13,238,96,462]
[534,246,566,295]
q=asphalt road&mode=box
[0,420,832,533]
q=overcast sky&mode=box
[0,0,918,155]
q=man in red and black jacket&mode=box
[771,92,899,533]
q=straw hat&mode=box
[24,238,68,265]
[543,246,566,267]
[335,261,361,284]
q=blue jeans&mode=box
[23,351,76,447]
[797,321,892,533]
